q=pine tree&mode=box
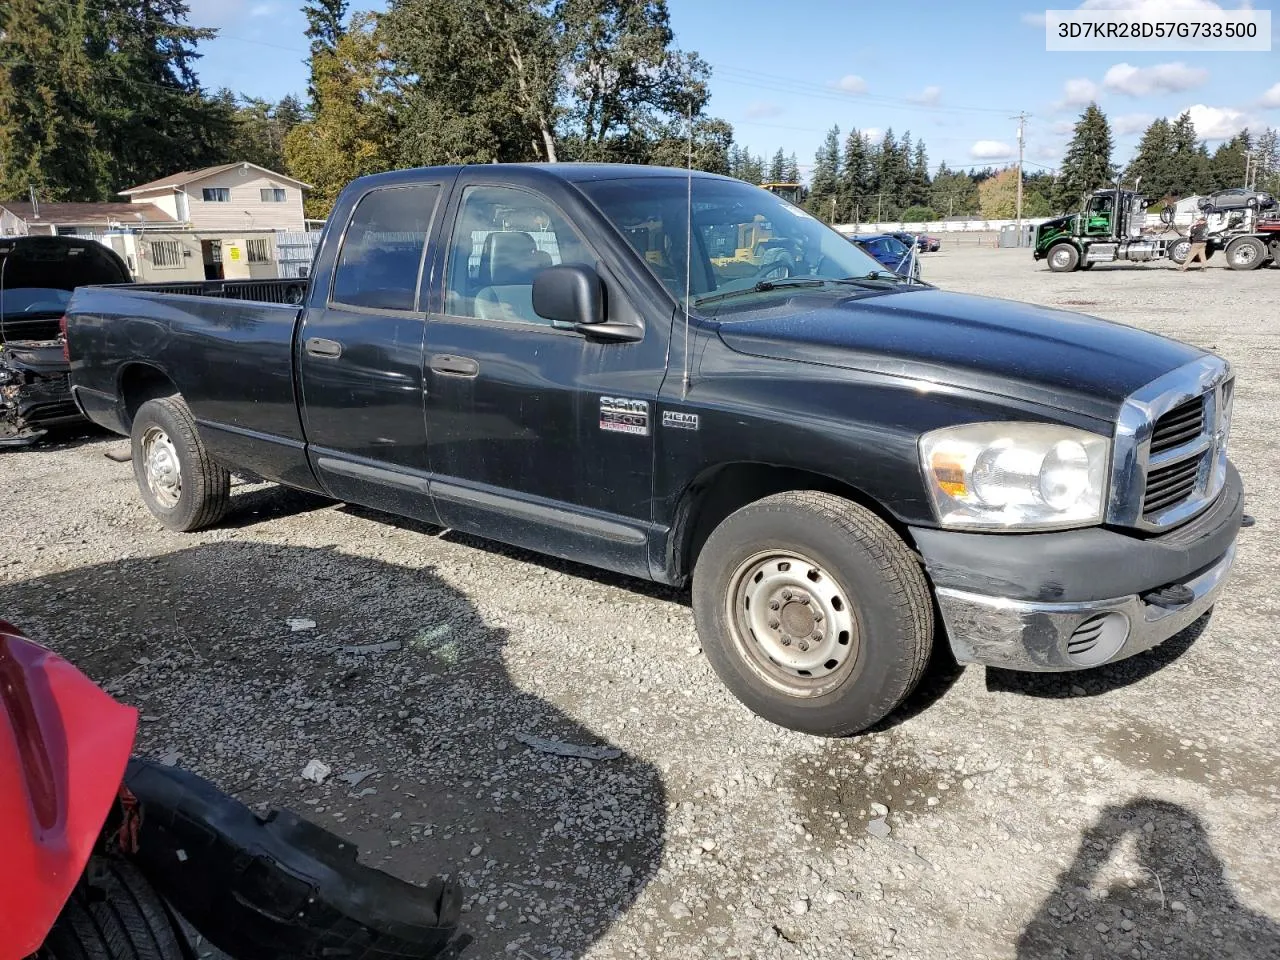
[1124,118,1173,199]
[783,152,801,183]
[0,0,232,201]
[1255,128,1280,194]
[1208,131,1251,191]
[768,148,786,183]
[875,127,904,219]
[910,137,931,207]
[837,129,870,222]
[1056,103,1115,209]
[303,0,349,104]
[1167,111,1208,197]
[808,125,841,219]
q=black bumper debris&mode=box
[118,759,471,960]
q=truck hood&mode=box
[714,289,1205,421]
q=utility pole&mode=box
[1011,112,1030,246]
[1245,151,1257,190]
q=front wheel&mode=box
[1047,243,1079,272]
[692,491,934,736]
[131,395,230,531]
[1168,239,1191,265]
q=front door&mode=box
[422,180,668,577]
[297,181,444,523]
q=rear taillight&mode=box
[59,315,69,362]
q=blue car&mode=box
[849,233,921,280]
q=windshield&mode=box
[580,176,891,307]
[0,287,73,317]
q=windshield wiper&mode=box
[693,277,831,306]
[832,271,907,286]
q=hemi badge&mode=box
[662,410,699,430]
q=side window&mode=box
[444,184,589,326]
[331,184,439,311]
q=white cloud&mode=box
[834,74,868,94]
[1058,78,1101,108]
[1113,112,1157,135]
[1260,82,1280,108]
[860,127,884,143]
[744,100,784,120]
[1078,0,1225,10]
[1184,103,1249,140]
[1103,62,1208,97]
[971,140,1015,160]
[907,85,942,106]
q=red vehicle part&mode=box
[0,621,137,960]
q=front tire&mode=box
[131,395,230,531]
[692,492,934,737]
[1168,238,1191,265]
[40,857,187,960]
[1047,243,1079,272]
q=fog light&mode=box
[1065,612,1129,667]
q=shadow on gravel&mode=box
[1018,798,1280,959]
[220,483,335,528]
[872,638,966,732]
[0,542,667,958]
[984,612,1209,700]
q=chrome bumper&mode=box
[935,543,1236,671]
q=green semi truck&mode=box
[1033,186,1280,272]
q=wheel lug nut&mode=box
[781,589,793,601]
[813,611,823,622]
[768,600,781,611]
[797,595,810,605]
[768,618,780,630]
[798,641,810,652]
[780,636,792,646]
[812,630,823,641]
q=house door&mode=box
[201,239,224,280]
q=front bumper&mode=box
[913,463,1243,671]
[934,543,1234,671]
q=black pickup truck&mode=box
[65,164,1242,736]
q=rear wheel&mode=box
[39,857,187,960]
[692,491,933,737]
[131,396,230,531]
[1047,243,1079,272]
[1225,236,1266,271]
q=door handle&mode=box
[305,337,343,359]
[430,354,479,377]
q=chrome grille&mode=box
[1108,355,1233,532]
[1149,397,1205,455]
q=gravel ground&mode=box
[3,245,1278,959]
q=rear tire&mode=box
[692,491,934,737]
[1047,243,1079,272]
[39,857,187,960]
[1225,236,1266,271]
[131,396,230,532]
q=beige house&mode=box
[119,162,311,282]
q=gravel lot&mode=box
[3,245,1278,959]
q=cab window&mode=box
[331,184,440,311]
[444,185,590,326]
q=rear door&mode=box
[297,181,444,522]
[420,178,669,578]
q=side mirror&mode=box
[532,264,642,343]
[533,264,604,327]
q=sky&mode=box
[185,0,1280,178]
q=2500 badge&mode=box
[599,396,649,436]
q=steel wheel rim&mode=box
[1172,240,1190,261]
[141,426,181,508]
[1051,248,1072,269]
[1233,243,1258,265]
[725,550,861,697]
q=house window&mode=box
[247,238,272,263]
[260,188,287,203]
[202,188,230,202]
[151,240,183,268]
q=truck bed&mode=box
[65,280,312,487]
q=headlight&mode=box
[919,422,1110,530]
